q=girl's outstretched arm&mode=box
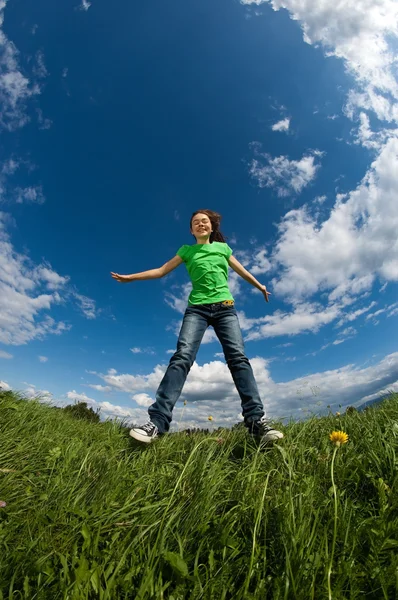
[111,255,183,283]
[228,255,271,302]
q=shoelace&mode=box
[257,417,273,431]
[141,422,155,432]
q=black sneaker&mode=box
[247,416,284,442]
[129,421,159,444]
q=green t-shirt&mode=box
[176,242,235,306]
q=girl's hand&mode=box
[260,285,271,302]
[110,272,132,283]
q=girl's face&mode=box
[190,213,213,243]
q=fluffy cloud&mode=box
[66,389,147,422]
[80,0,92,10]
[271,117,290,132]
[239,302,340,340]
[269,136,398,302]
[249,143,323,196]
[0,214,69,345]
[130,347,155,355]
[86,384,112,392]
[0,159,48,206]
[249,248,271,275]
[0,212,98,344]
[24,383,53,402]
[72,292,99,320]
[132,393,154,407]
[15,186,45,204]
[87,351,398,428]
[0,1,42,130]
[241,0,398,123]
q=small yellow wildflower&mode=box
[335,411,341,416]
[208,415,213,421]
[329,430,348,447]
[183,400,187,406]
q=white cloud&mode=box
[0,212,98,344]
[130,347,155,355]
[351,112,392,150]
[365,301,398,322]
[80,0,91,10]
[271,117,290,132]
[0,213,70,345]
[132,393,154,407]
[0,349,12,358]
[269,136,398,303]
[250,248,271,275]
[240,302,340,341]
[165,282,192,314]
[66,390,98,405]
[249,143,323,196]
[34,265,68,290]
[336,301,377,327]
[15,185,45,204]
[88,351,398,426]
[37,108,52,130]
[2,158,18,175]
[241,0,398,125]
[72,292,98,319]
[24,383,53,402]
[0,160,49,205]
[38,355,48,362]
[32,50,48,79]
[66,389,146,422]
[86,384,112,392]
[0,1,41,130]
[0,379,11,390]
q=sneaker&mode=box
[247,416,284,442]
[129,421,159,444]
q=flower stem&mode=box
[328,446,338,600]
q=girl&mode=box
[111,209,283,444]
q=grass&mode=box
[0,390,397,599]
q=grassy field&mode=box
[0,390,397,600]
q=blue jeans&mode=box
[148,302,265,433]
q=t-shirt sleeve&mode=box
[224,243,233,260]
[177,245,188,262]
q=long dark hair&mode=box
[190,209,227,243]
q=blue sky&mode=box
[1,0,398,430]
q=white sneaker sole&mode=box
[129,429,156,443]
[262,431,284,442]
[250,430,284,442]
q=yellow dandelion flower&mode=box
[329,430,348,447]
[208,415,213,421]
[335,411,341,416]
[183,400,187,406]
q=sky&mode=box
[1,0,398,431]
